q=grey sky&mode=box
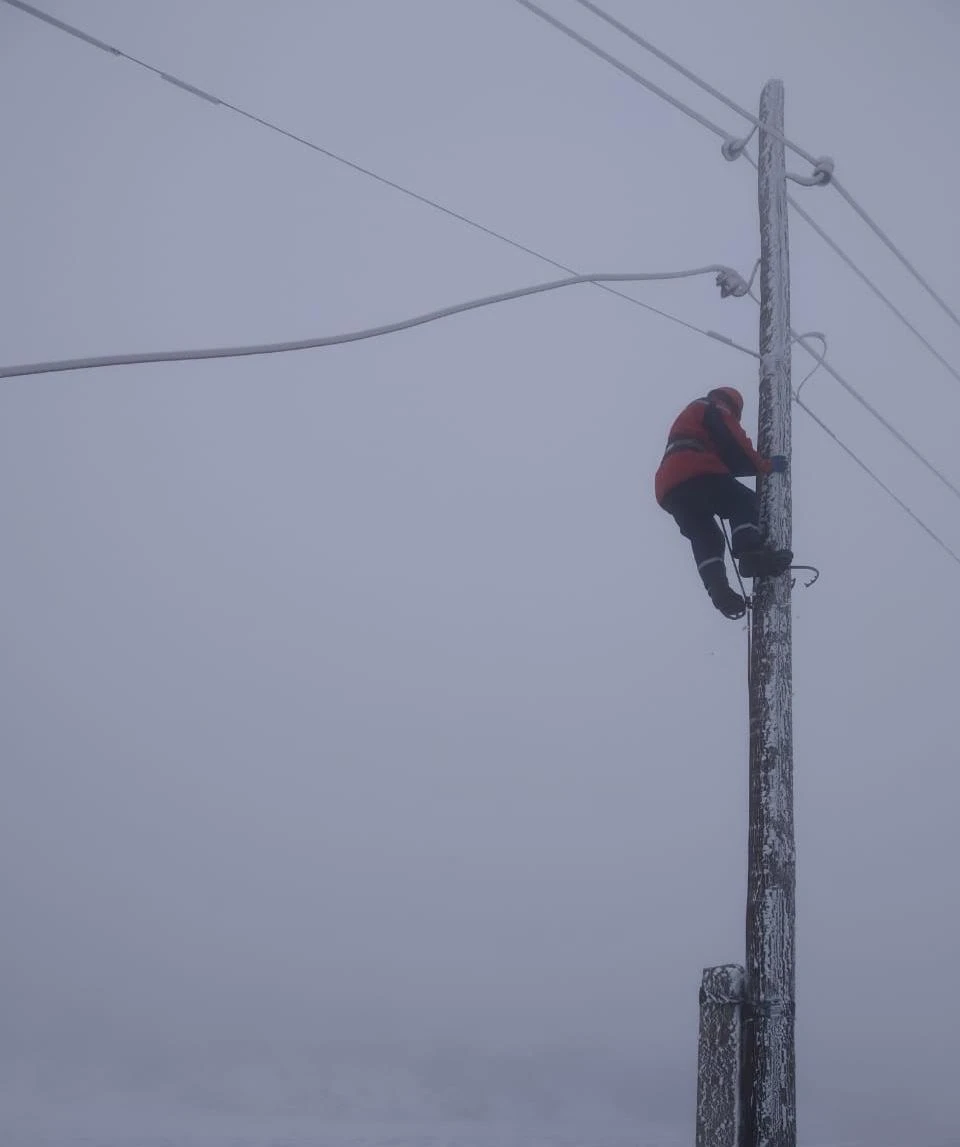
[2,2,959,1142]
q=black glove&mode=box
[769,455,789,473]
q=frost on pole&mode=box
[743,78,797,1147]
[696,964,745,1147]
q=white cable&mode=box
[19,0,958,384]
[512,0,732,143]
[1,0,725,348]
[7,1,958,571]
[0,266,747,380]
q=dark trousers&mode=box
[661,474,762,585]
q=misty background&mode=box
[2,2,959,1144]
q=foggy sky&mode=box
[2,2,959,1142]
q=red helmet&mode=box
[707,386,744,420]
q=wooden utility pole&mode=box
[742,78,796,1147]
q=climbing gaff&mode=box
[789,564,820,589]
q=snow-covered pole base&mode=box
[744,79,797,1147]
[696,965,745,1147]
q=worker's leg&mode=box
[706,474,793,577]
[707,476,763,556]
[661,480,745,618]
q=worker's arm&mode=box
[703,403,773,477]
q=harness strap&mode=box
[662,436,707,460]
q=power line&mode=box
[831,176,960,335]
[1,0,552,257]
[796,396,960,568]
[513,0,960,499]
[711,328,960,570]
[566,0,821,167]
[6,0,958,570]
[0,266,748,380]
[746,291,960,504]
[718,322,960,569]
[0,0,718,346]
[543,0,960,335]
[792,326,960,504]
[21,0,956,402]
[512,0,732,143]
[741,154,960,391]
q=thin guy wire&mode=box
[793,337,960,570]
[748,291,960,505]
[0,267,744,380]
[832,177,960,335]
[741,155,960,390]
[796,397,960,568]
[0,0,713,344]
[546,0,960,337]
[511,0,731,142]
[793,328,960,503]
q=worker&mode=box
[655,386,792,619]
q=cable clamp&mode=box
[716,268,749,298]
[721,125,757,161]
[787,156,834,187]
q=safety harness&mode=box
[661,435,707,461]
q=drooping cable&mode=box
[3,0,958,571]
[0,265,750,380]
[0,0,723,345]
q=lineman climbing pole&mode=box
[743,78,796,1147]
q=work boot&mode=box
[707,583,747,620]
[737,546,794,579]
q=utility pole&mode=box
[742,78,796,1147]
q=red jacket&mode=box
[655,396,771,505]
